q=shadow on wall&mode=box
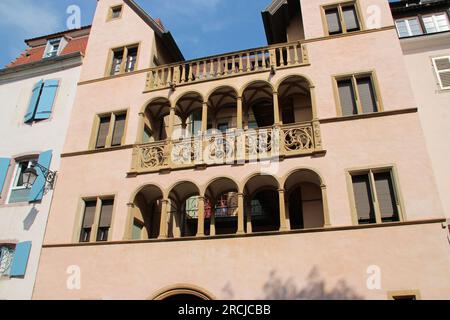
[262,267,364,300]
[23,206,39,231]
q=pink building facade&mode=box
[33,0,450,300]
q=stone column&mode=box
[158,199,169,239]
[237,193,245,234]
[273,91,281,126]
[201,101,208,133]
[167,106,176,140]
[237,96,243,130]
[197,196,205,237]
[321,184,331,227]
[278,189,289,231]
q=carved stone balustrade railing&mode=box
[145,41,309,91]
[130,121,323,174]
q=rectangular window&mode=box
[109,5,123,20]
[0,245,15,277]
[79,197,114,243]
[422,13,450,34]
[335,73,380,116]
[350,168,401,225]
[323,2,361,35]
[80,200,96,243]
[432,56,450,90]
[8,158,37,204]
[109,45,139,76]
[43,38,62,58]
[93,111,127,150]
[395,17,423,38]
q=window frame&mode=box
[43,38,63,59]
[74,196,116,243]
[422,12,450,34]
[107,5,123,21]
[333,71,383,117]
[346,165,405,226]
[388,290,421,300]
[395,16,424,38]
[89,109,129,150]
[0,244,15,278]
[432,56,450,90]
[6,157,38,205]
[105,43,140,77]
[321,0,364,36]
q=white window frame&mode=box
[395,17,423,37]
[7,159,37,204]
[422,12,450,33]
[43,37,64,58]
[432,56,450,90]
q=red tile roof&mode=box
[7,28,90,68]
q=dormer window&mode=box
[43,38,62,58]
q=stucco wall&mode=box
[34,222,450,300]
[0,63,82,300]
[401,34,450,220]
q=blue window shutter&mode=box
[0,158,10,194]
[34,80,59,120]
[10,241,32,277]
[24,80,44,123]
[28,150,53,203]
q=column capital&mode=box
[320,184,327,189]
[237,95,243,101]
[161,199,170,204]
[126,202,135,208]
[277,188,285,193]
[138,112,145,117]
[273,91,279,95]
[202,101,208,106]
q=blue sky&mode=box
[0,0,272,67]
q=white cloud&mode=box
[0,0,62,37]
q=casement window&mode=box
[0,242,32,278]
[79,197,114,243]
[108,5,123,20]
[335,73,381,116]
[24,80,59,123]
[109,44,139,76]
[395,17,423,38]
[422,12,450,34]
[0,158,10,199]
[93,111,127,149]
[5,151,53,204]
[43,38,63,58]
[350,168,402,225]
[323,1,361,35]
[432,56,450,90]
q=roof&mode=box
[390,0,450,14]
[125,0,184,61]
[7,26,91,68]
[262,0,301,45]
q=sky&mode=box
[0,0,272,67]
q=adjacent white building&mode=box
[0,27,90,299]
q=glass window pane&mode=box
[374,172,399,222]
[423,16,437,33]
[395,20,410,37]
[342,5,360,31]
[326,8,342,34]
[125,47,138,72]
[408,18,423,36]
[338,79,358,116]
[111,114,126,146]
[357,77,378,114]
[96,116,111,149]
[352,174,376,224]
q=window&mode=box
[432,56,450,90]
[0,242,32,278]
[8,159,37,204]
[108,5,123,21]
[335,73,381,116]
[323,2,361,35]
[350,168,401,225]
[108,44,139,76]
[92,111,127,150]
[0,246,15,277]
[395,17,423,38]
[79,197,114,243]
[422,13,450,34]
[43,38,62,58]
[24,80,59,123]
[388,290,421,300]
